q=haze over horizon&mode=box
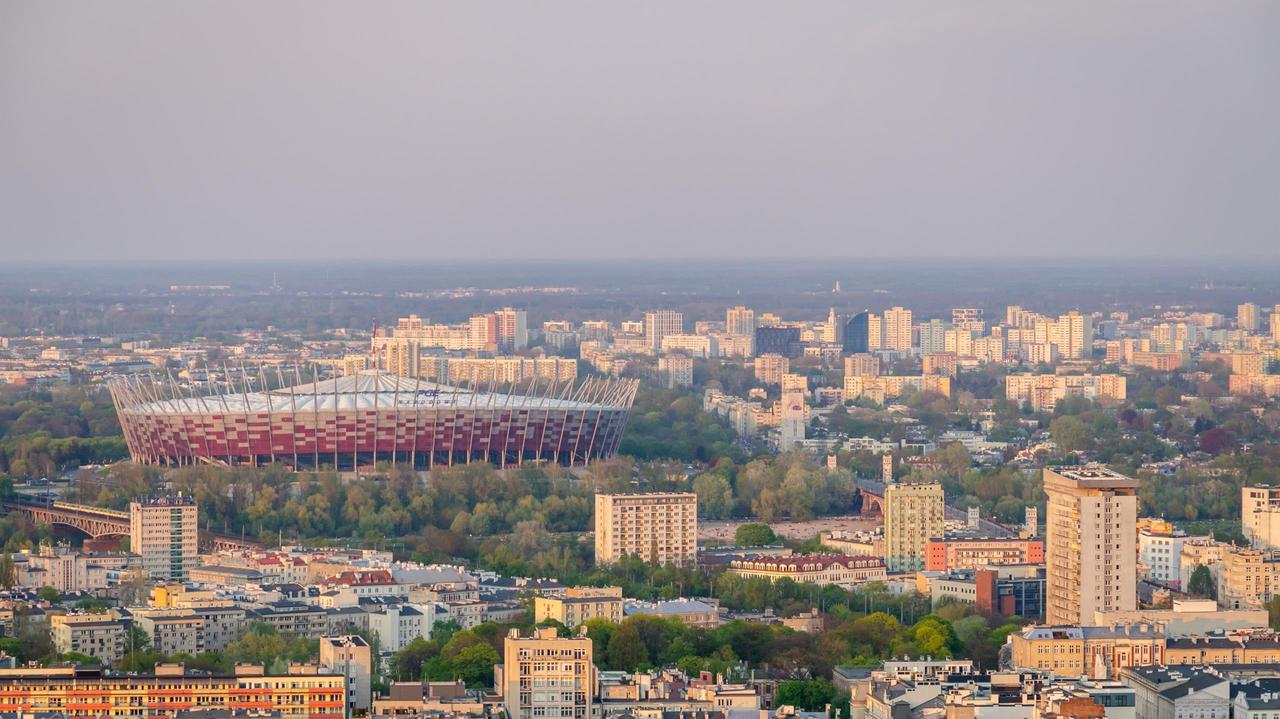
[3,1,1279,262]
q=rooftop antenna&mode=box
[371,318,378,372]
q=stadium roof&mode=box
[116,371,631,415]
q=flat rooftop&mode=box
[1047,466,1141,488]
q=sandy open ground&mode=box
[699,515,881,543]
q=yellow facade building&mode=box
[534,586,624,627]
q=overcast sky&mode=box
[2,2,1278,261]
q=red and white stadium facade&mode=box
[109,370,638,469]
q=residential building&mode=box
[778,390,807,451]
[754,354,790,385]
[1234,676,1280,719]
[247,602,330,638]
[50,613,130,665]
[18,544,130,592]
[658,354,694,388]
[132,609,204,656]
[498,627,594,719]
[924,536,1044,572]
[1005,374,1127,411]
[845,353,880,378]
[0,664,346,719]
[883,307,913,351]
[1044,467,1139,625]
[594,493,698,567]
[1138,528,1194,588]
[726,306,755,337]
[1165,631,1280,665]
[1121,665,1228,719]
[923,352,958,378]
[366,603,434,652]
[1007,624,1165,676]
[883,480,945,573]
[952,308,985,333]
[726,554,887,588]
[644,310,684,351]
[130,495,198,581]
[1243,485,1280,551]
[660,333,717,358]
[320,635,373,713]
[1239,303,1261,331]
[1053,311,1094,359]
[1229,373,1280,398]
[845,374,952,404]
[495,307,529,351]
[534,586,624,627]
[623,598,720,628]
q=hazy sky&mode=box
[3,2,1278,261]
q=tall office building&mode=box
[883,307,913,351]
[726,306,756,337]
[500,627,594,719]
[495,307,529,351]
[1272,306,1280,344]
[1044,466,1139,625]
[883,480,944,573]
[644,310,684,351]
[1238,303,1261,332]
[844,311,870,354]
[594,493,697,567]
[755,326,801,357]
[130,495,198,581]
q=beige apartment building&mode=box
[594,492,697,567]
[883,480,945,573]
[1005,373,1126,411]
[498,627,594,719]
[726,306,755,337]
[754,354,789,385]
[534,586,624,627]
[131,608,204,656]
[882,306,913,351]
[130,495,198,581]
[1243,485,1280,550]
[844,353,880,378]
[50,613,129,665]
[320,635,373,713]
[1044,467,1139,626]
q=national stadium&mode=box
[108,370,638,469]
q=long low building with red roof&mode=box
[726,554,887,588]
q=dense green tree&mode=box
[734,523,779,547]
[777,679,838,711]
[607,623,650,671]
[1187,565,1216,600]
